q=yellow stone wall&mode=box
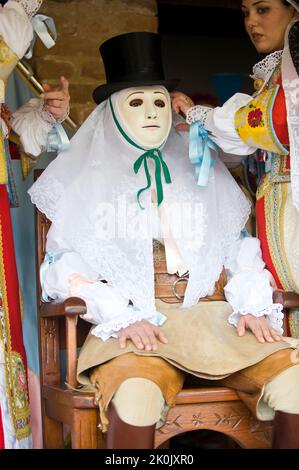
[30,0,158,124]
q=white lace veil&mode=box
[29,88,250,311]
[282,19,299,212]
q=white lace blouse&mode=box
[185,51,284,156]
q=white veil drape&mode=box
[282,18,299,212]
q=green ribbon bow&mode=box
[109,98,172,209]
[133,148,171,208]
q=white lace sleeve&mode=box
[186,105,213,126]
[9,0,43,18]
[224,237,284,334]
[191,93,257,156]
[10,98,52,157]
[39,102,70,125]
[90,302,166,342]
[0,1,33,58]
[41,248,167,342]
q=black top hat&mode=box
[92,32,179,104]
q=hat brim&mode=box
[92,78,180,104]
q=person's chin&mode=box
[255,43,275,54]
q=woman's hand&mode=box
[40,76,70,121]
[170,91,194,116]
[175,123,189,132]
[117,320,168,351]
[237,314,283,343]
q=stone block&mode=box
[35,59,76,81]
[81,61,105,81]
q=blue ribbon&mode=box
[47,123,70,153]
[40,251,56,302]
[189,121,218,187]
[25,15,57,59]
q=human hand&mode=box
[175,123,189,132]
[117,320,168,351]
[40,76,70,120]
[237,314,283,343]
[170,91,194,116]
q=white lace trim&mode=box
[38,99,56,125]
[56,106,70,124]
[38,97,70,125]
[250,50,283,93]
[282,22,299,212]
[186,105,213,126]
[90,309,163,341]
[228,303,284,335]
[28,173,64,222]
[12,0,43,18]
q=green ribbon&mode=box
[109,97,172,209]
[133,148,171,208]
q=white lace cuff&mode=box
[39,100,70,125]
[186,105,213,126]
[11,0,43,18]
[38,100,56,125]
[10,97,52,157]
[55,107,70,124]
[228,303,284,335]
[90,308,167,341]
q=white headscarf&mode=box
[282,17,299,211]
[29,88,250,311]
[286,0,299,10]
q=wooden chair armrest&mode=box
[39,297,87,318]
[273,290,299,310]
[39,297,87,388]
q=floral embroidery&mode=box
[0,215,31,441]
[14,358,27,404]
[248,108,264,128]
[235,85,287,155]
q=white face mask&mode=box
[116,86,172,149]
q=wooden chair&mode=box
[35,172,299,449]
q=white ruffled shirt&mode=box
[186,94,256,156]
[185,50,285,157]
[0,0,57,157]
[42,212,284,341]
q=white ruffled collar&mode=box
[10,0,43,18]
[250,50,283,82]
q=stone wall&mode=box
[30,0,158,124]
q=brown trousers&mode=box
[90,347,297,431]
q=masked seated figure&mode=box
[28,32,299,449]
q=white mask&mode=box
[116,86,172,149]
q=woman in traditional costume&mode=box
[172,0,299,338]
